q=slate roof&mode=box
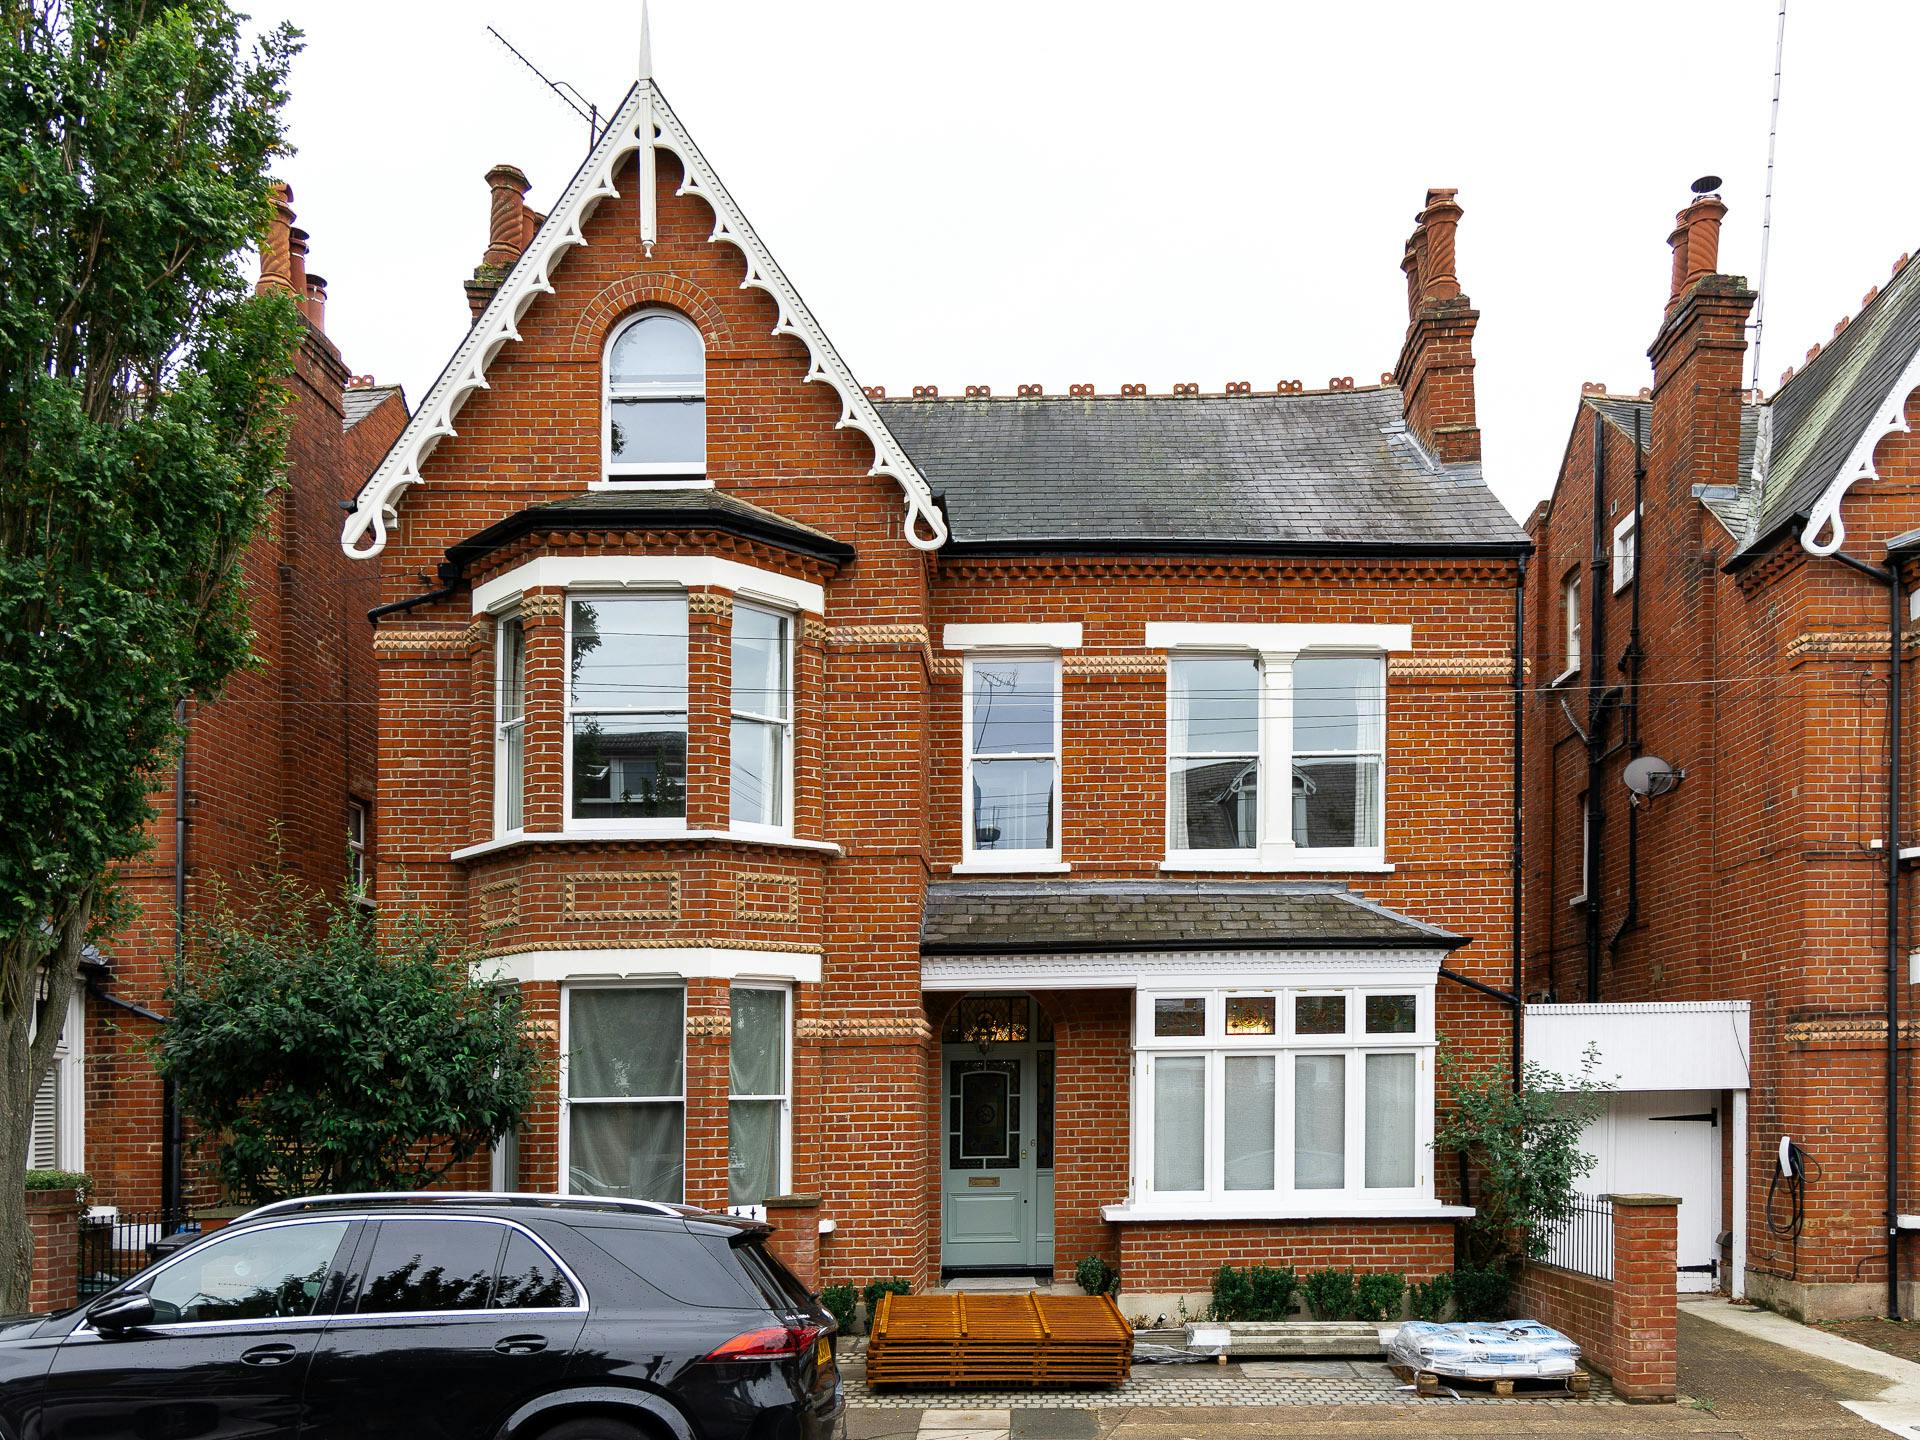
[919,879,1464,953]
[875,388,1530,554]
[447,486,855,568]
[1585,394,1763,538]
[1736,249,1920,560]
[341,384,402,433]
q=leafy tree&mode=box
[156,883,547,1203]
[1432,1044,1611,1272]
[0,1,301,1310]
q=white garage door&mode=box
[1577,1089,1721,1292]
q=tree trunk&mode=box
[0,893,93,1313]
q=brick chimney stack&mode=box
[1648,184,1753,503]
[1393,188,1481,464]
[258,182,296,296]
[467,163,533,321]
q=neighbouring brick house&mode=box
[29,192,407,1217]
[1523,185,1920,1319]
[341,51,1530,1306]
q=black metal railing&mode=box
[77,1207,198,1299]
[1542,1192,1614,1280]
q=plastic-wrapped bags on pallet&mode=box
[1386,1320,1581,1380]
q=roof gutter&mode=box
[920,933,1467,957]
[447,502,856,571]
[940,537,1534,561]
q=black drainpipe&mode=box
[163,701,187,1215]
[1826,544,1902,1320]
[1584,413,1610,1001]
[1511,552,1529,1092]
[1607,412,1647,964]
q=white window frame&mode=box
[1559,569,1583,682]
[1159,637,1392,873]
[726,982,792,1218]
[495,613,528,837]
[1131,982,1434,1215]
[1612,510,1638,593]
[601,308,708,484]
[558,981,687,1205]
[563,589,690,834]
[346,799,371,902]
[729,602,795,839]
[961,651,1064,871]
[27,990,84,1172]
[1570,796,1591,908]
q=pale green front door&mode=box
[939,996,1055,1272]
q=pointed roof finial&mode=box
[638,0,653,81]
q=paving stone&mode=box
[922,1411,1012,1430]
[1009,1410,1099,1439]
[844,1367,1620,1409]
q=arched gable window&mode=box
[605,310,705,480]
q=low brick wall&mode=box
[763,1193,823,1291]
[26,1189,85,1314]
[1116,1218,1456,1295]
[1513,1193,1677,1403]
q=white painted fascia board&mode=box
[921,949,1448,992]
[1102,1203,1474,1223]
[450,828,843,863]
[1144,622,1413,652]
[942,623,1083,651]
[471,554,824,616]
[1802,341,1920,556]
[342,81,945,560]
[1523,1000,1750,1090]
[473,948,820,986]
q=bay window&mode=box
[564,985,685,1203]
[1163,645,1388,866]
[964,654,1060,863]
[1133,983,1433,1211]
[727,985,790,1208]
[495,615,527,834]
[568,594,688,823]
[731,605,792,831]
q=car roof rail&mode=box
[236,1191,697,1223]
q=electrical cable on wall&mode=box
[1766,1137,1813,1278]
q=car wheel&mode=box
[536,1418,655,1440]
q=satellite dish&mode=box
[1623,755,1684,798]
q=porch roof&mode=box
[919,880,1465,955]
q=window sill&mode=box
[450,828,844,863]
[952,859,1071,876]
[1551,665,1581,687]
[589,476,714,490]
[1568,894,1587,909]
[1160,853,1394,875]
[1101,1201,1474,1224]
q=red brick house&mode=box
[1523,186,1920,1319]
[341,50,1529,1305]
[29,193,406,1219]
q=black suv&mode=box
[0,1192,843,1440]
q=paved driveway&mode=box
[847,1303,1901,1439]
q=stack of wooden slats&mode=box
[864,1292,1132,1389]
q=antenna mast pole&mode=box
[1750,0,1788,393]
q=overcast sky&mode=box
[262,0,1919,523]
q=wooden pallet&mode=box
[1391,1363,1592,1398]
[865,1292,1132,1390]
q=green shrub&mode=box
[863,1277,912,1320]
[819,1284,857,1332]
[1075,1255,1119,1297]
[1452,1267,1511,1321]
[1408,1272,1453,1323]
[1351,1271,1405,1323]
[1247,1264,1298,1320]
[1302,1266,1356,1321]
[23,1170,92,1197]
[1209,1263,1253,1320]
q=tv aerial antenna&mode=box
[487,26,602,149]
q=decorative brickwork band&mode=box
[826,623,930,648]
[687,591,733,620]
[929,655,963,680]
[800,617,829,647]
[1785,1015,1920,1047]
[1063,653,1167,678]
[1388,654,1518,680]
[476,877,521,933]
[483,935,818,959]
[463,616,493,651]
[734,872,801,924]
[1784,630,1898,662]
[517,592,565,623]
[561,871,680,923]
[686,1013,732,1039]
[796,1016,932,1041]
[373,629,469,656]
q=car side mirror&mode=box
[89,1292,157,1334]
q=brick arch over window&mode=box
[570,274,732,361]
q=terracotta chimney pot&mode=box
[1417,188,1464,304]
[258,181,296,296]
[484,163,533,270]
[1666,193,1727,308]
[305,275,327,333]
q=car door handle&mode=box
[494,1334,548,1356]
[241,1343,299,1367]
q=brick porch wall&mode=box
[26,1189,85,1314]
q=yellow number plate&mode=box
[817,1336,833,1366]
